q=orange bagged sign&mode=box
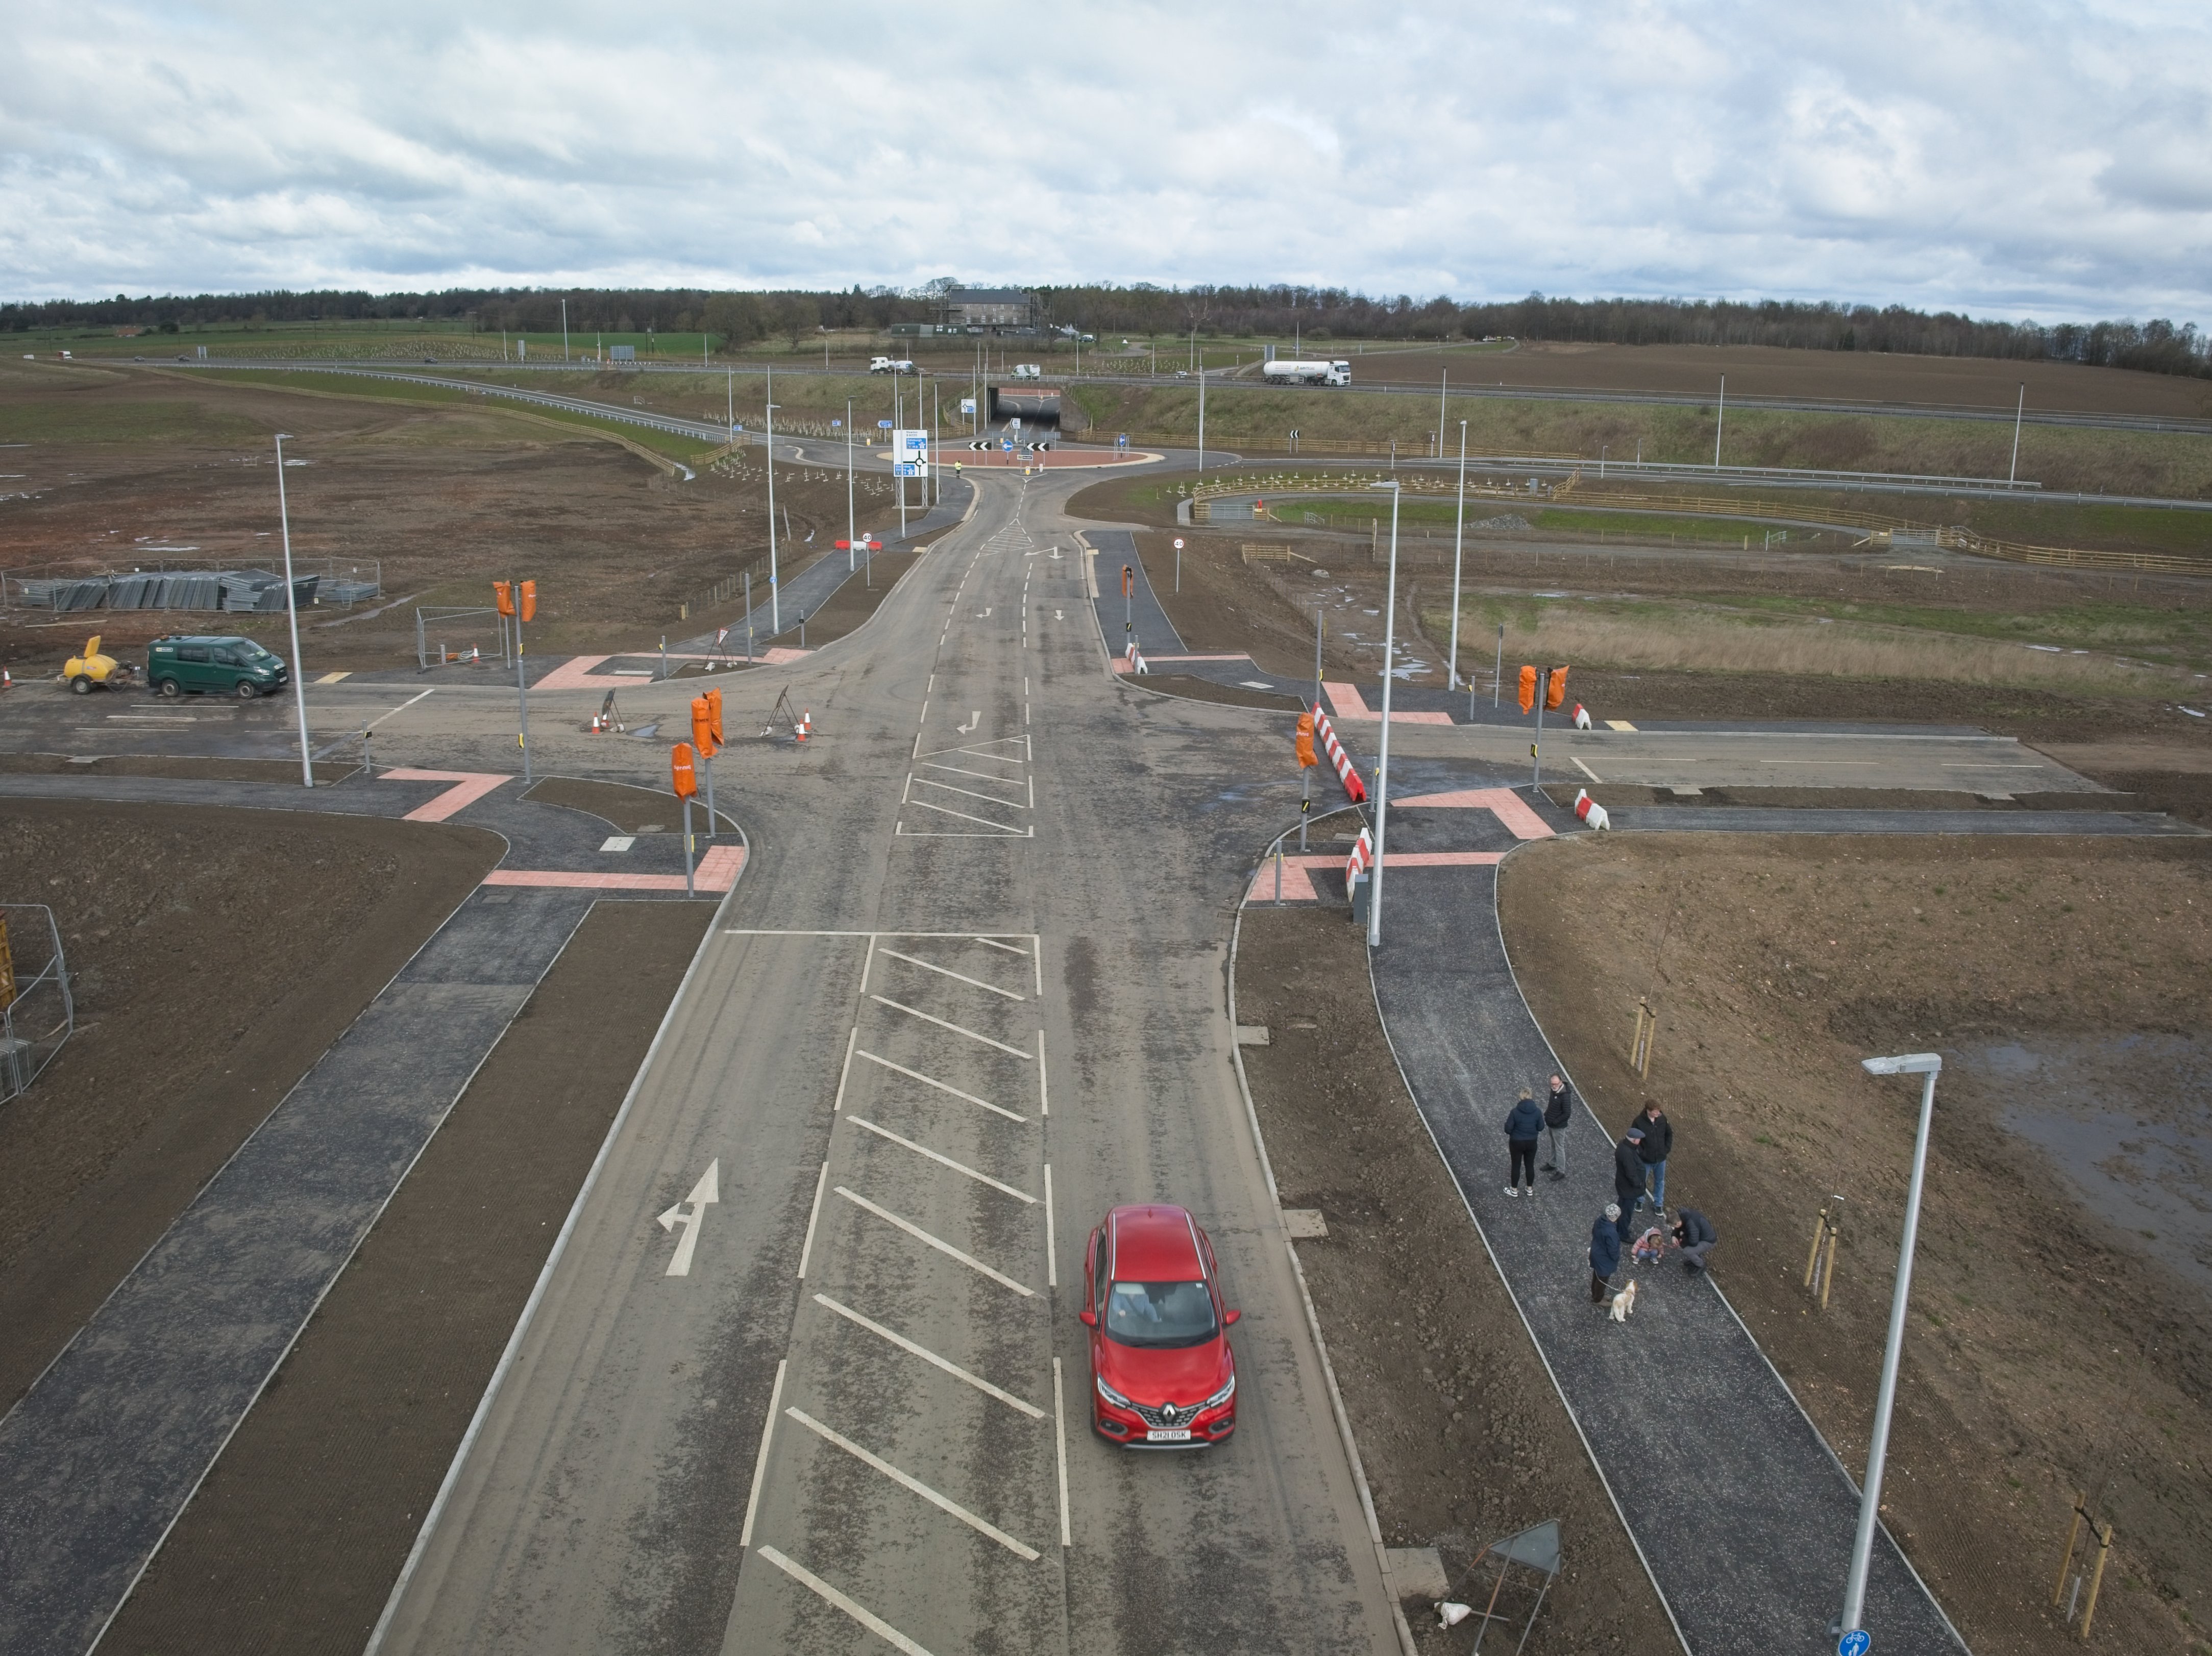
[519,579,537,623]
[493,581,514,617]
[1546,665,1568,710]
[1517,664,1537,714]
[705,686,724,746]
[1294,712,1317,769]
[671,742,698,798]
[691,695,717,756]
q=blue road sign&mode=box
[1001,439,1014,451]
[1117,433,1128,447]
[832,418,842,428]
[878,419,893,429]
[1838,1631,1871,1656]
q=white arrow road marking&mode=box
[657,1158,719,1275]
[1053,609,1064,620]
[976,607,992,617]
[956,709,980,733]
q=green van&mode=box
[147,635,290,699]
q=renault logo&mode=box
[1160,1404,1180,1425]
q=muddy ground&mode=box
[1236,904,1668,1651]
[0,361,912,676]
[1501,834,2212,1655]
[0,800,499,1407]
[103,895,717,1655]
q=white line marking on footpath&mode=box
[756,1545,936,1656]
[657,1160,719,1275]
[831,1025,858,1111]
[1044,1164,1056,1287]
[785,1408,1042,1560]
[1574,757,1603,784]
[850,1117,1035,1201]
[879,946,1025,1000]
[740,1360,787,1548]
[796,1163,829,1279]
[813,1293,1044,1416]
[870,995,1036,1057]
[1053,1358,1071,1549]
[835,1188,1036,1296]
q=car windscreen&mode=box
[237,641,277,662]
[1103,1279,1217,1348]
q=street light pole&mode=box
[1713,373,1726,469]
[561,298,569,363]
[1366,481,1401,949]
[1447,419,1467,689]
[766,365,780,634]
[1838,1051,1944,1646]
[272,434,313,788]
[2009,383,2025,485]
[846,397,857,570]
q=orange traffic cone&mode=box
[796,708,810,742]
[1,667,12,691]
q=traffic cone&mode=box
[796,709,811,742]
[1,668,12,691]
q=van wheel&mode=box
[70,675,92,695]
[157,677,182,699]
[235,679,260,700]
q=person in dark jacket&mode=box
[1673,1207,1717,1270]
[1503,1088,1545,1197]
[1590,1204,1623,1303]
[1541,1073,1574,1179]
[1613,1127,1647,1240]
[1637,1100,1675,1217]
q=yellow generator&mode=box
[62,636,135,694]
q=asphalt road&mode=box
[365,469,1401,1655]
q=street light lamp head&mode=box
[1367,479,1399,492]
[1862,1053,1943,1077]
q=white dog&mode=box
[1609,1277,1640,1323]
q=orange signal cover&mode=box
[1546,665,1568,710]
[1517,664,1537,714]
[519,580,537,623]
[690,695,716,756]
[1122,564,1134,596]
[1294,711,1317,768]
[670,742,698,798]
[705,686,724,745]
[493,581,514,617]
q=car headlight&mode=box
[1095,1375,1133,1410]
[1201,1374,1236,1412]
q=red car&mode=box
[1081,1204,1240,1447]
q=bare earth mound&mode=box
[1500,833,2212,1654]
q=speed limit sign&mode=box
[1173,537,1185,550]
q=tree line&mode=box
[5,283,2204,379]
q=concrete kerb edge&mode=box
[76,820,529,1655]
[1490,833,1971,1653]
[1226,902,1419,1656]
[1360,833,1694,1656]
[362,817,752,1655]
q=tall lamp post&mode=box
[846,397,857,570]
[1447,418,1467,689]
[272,434,313,787]
[1365,479,1401,948]
[766,369,780,634]
[1836,1050,1944,1648]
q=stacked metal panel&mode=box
[320,578,379,604]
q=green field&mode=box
[0,399,263,444]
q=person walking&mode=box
[1541,1073,1574,1180]
[1503,1087,1545,1198]
[1673,1207,1717,1270]
[1590,1204,1623,1304]
[1637,1099,1675,1218]
[1613,1126,1647,1242]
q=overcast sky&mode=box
[6,1,2209,320]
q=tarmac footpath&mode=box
[1363,839,1967,1655]
[0,769,723,1655]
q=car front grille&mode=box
[1132,1398,1202,1430]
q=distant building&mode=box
[936,287,1039,334]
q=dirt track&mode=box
[1501,833,2212,1655]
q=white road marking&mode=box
[903,796,1029,833]
[855,1049,1025,1121]
[870,995,1035,1058]
[1043,1163,1056,1288]
[832,1025,859,1111]
[834,1188,1036,1297]
[957,709,980,732]
[1053,1358,1071,1549]
[860,934,878,995]
[849,1117,1035,1202]
[784,1407,1042,1560]
[813,1293,1044,1417]
[918,759,1025,785]
[878,947,1025,1000]
[600,835,635,852]
[367,686,436,730]
[1032,938,1043,998]
[1941,762,2047,768]
[796,1163,829,1279]
[755,1545,937,1656]
[1573,757,1604,784]
[911,774,1026,810]
[657,1159,720,1276]
[740,1360,787,1548]
[974,936,1029,956]
[1036,1030,1049,1116]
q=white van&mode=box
[1012,363,1043,379]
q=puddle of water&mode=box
[1950,1034,2212,1292]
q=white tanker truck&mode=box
[1261,357,1353,386]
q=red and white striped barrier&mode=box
[1124,641,1149,675]
[1312,703,1368,803]
[1345,825,1374,887]
[1573,702,1591,730]
[1573,787,1611,831]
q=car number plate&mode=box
[1146,1428,1193,1442]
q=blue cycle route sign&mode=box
[1838,1630,1871,1656]
[878,419,893,429]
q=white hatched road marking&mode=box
[784,1408,1042,1561]
[849,1116,1036,1202]
[813,1293,1044,1417]
[855,1048,1026,1122]
[870,994,1035,1058]
[834,1187,1036,1297]
[903,797,1031,834]
[908,774,1027,809]
[739,1361,787,1548]
[755,1545,936,1656]
[878,947,1026,1000]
